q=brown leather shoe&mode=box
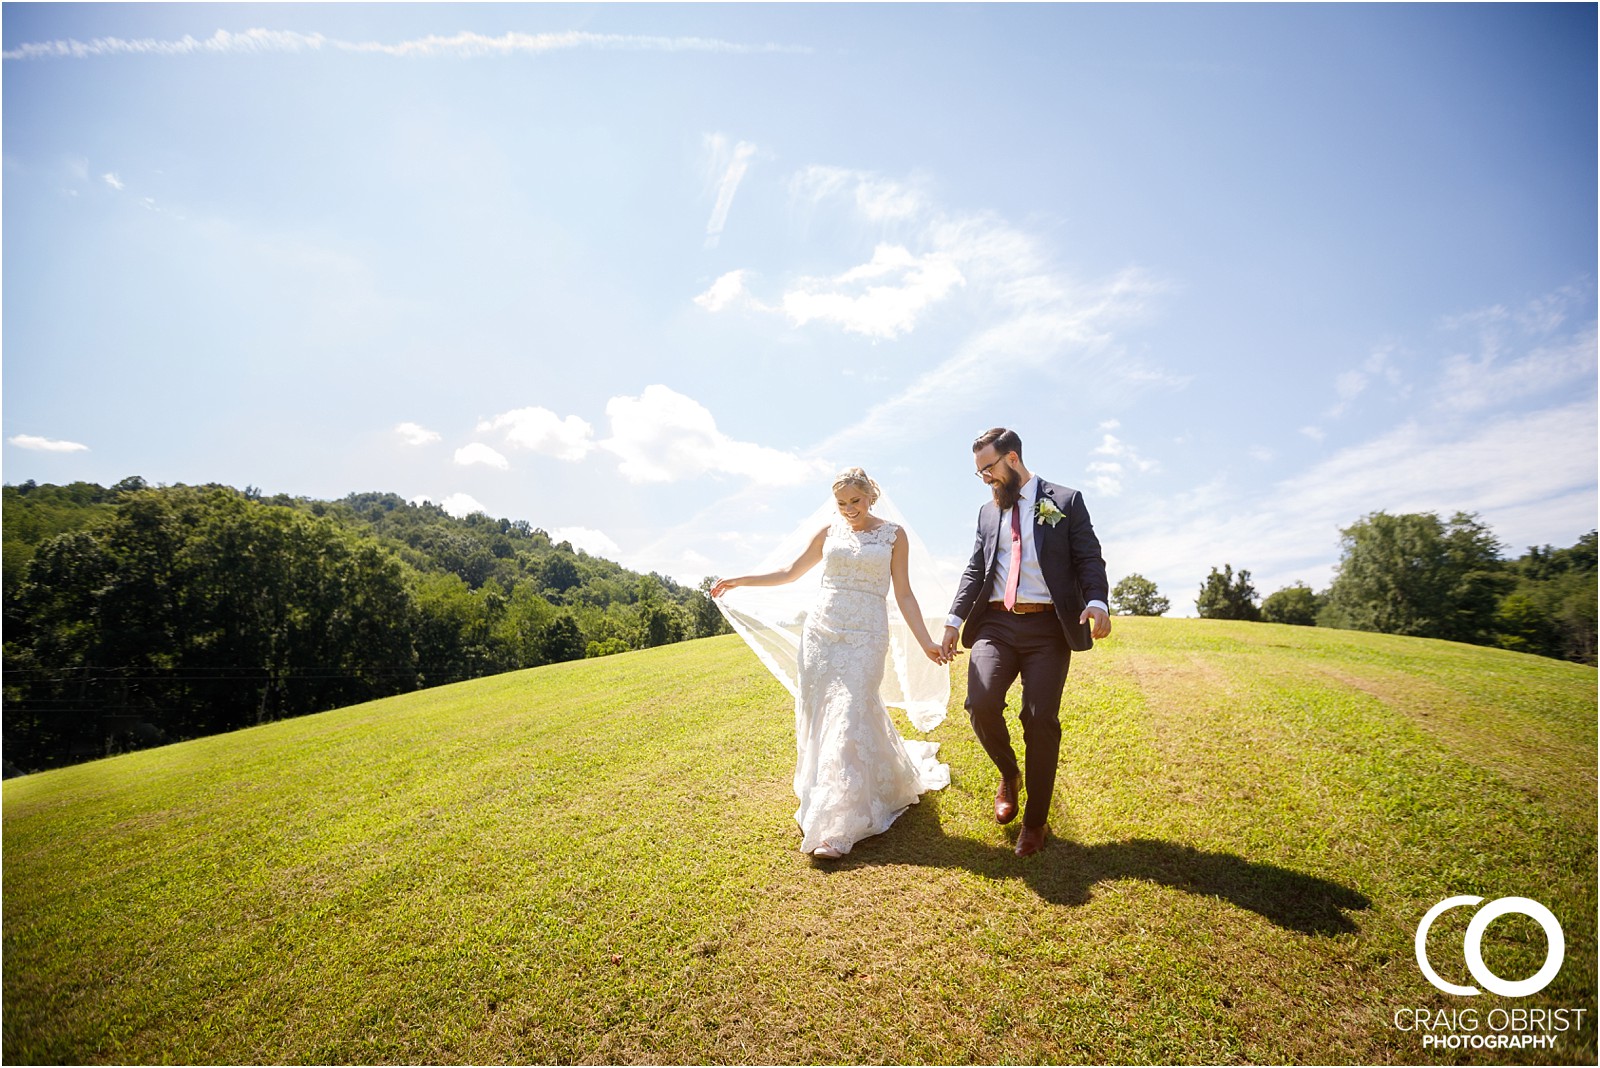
[994,775,1019,824]
[1014,823,1048,858]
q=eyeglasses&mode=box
[974,457,1006,479]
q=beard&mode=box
[989,465,1024,512]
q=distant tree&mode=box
[1494,592,1559,656]
[3,487,421,765]
[3,477,742,771]
[2,483,118,591]
[693,577,732,637]
[434,532,496,589]
[540,552,581,594]
[411,572,493,685]
[536,613,587,664]
[1261,583,1321,627]
[585,637,630,658]
[638,600,685,648]
[1196,564,1261,621]
[1111,574,1169,616]
[2,530,118,767]
[1320,511,1508,643]
[1498,531,1598,663]
[1556,585,1598,665]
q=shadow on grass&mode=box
[832,796,1371,936]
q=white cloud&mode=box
[1435,324,1597,415]
[1334,369,1367,402]
[1511,287,1581,336]
[1326,347,1403,418]
[339,31,805,59]
[794,167,1177,458]
[788,166,853,209]
[1093,433,1159,472]
[1085,433,1159,497]
[1300,425,1326,442]
[477,407,594,461]
[780,243,964,339]
[3,29,808,62]
[454,443,510,470]
[600,384,824,485]
[1086,460,1124,498]
[790,166,926,222]
[724,163,1174,433]
[1278,402,1596,530]
[9,434,89,452]
[434,493,487,519]
[549,526,621,558]
[704,135,757,246]
[394,421,441,446]
[693,269,752,313]
[814,265,1161,457]
[101,172,124,190]
[1421,289,1595,417]
[1105,399,1598,614]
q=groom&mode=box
[941,427,1111,858]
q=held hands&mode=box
[1080,605,1112,640]
[939,625,961,662]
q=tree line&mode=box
[1110,511,1596,665]
[2,479,730,775]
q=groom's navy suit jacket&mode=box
[950,479,1110,653]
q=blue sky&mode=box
[4,3,1595,614]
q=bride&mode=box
[712,468,953,859]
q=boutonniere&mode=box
[1035,498,1065,527]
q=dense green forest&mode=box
[1155,511,1596,666]
[2,478,729,775]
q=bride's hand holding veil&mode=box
[709,528,828,599]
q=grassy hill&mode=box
[4,618,1595,1064]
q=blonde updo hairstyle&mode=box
[831,466,881,504]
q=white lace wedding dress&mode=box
[792,520,949,856]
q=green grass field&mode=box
[4,618,1595,1064]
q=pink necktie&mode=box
[1003,503,1022,610]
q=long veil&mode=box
[714,491,953,732]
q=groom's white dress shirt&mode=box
[945,476,1108,630]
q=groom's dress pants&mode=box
[965,609,1070,829]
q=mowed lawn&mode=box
[4,619,1595,1064]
